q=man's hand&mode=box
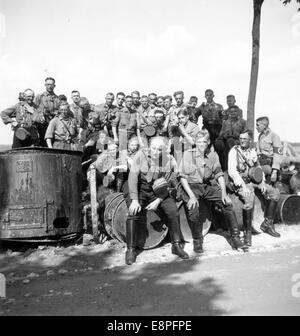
[11,121,18,129]
[187,195,198,210]
[271,170,278,183]
[129,200,141,216]
[258,181,267,194]
[221,191,232,205]
[241,185,251,198]
[145,198,161,212]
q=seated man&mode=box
[228,129,281,243]
[256,116,283,184]
[179,131,245,253]
[123,136,188,265]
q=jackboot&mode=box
[125,219,138,265]
[260,200,280,238]
[191,220,204,253]
[226,209,246,250]
[169,218,189,259]
[243,208,253,247]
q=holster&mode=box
[258,154,273,167]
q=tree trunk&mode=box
[247,0,264,133]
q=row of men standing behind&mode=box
[1,76,248,171]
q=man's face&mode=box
[196,137,209,153]
[178,114,188,126]
[132,94,140,106]
[205,90,214,103]
[150,140,164,160]
[72,92,81,104]
[189,99,197,108]
[164,98,172,110]
[256,122,266,133]
[128,139,139,153]
[157,97,164,107]
[155,112,164,123]
[45,80,55,93]
[175,94,184,107]
[106,94,114,106]
[141,97,149,108]
[125,97,133,109]
[149,95,157,106]
[239,133,251,149]
[116,95,125,107]
[24,91,35,104]
[229,108,238,119]
[227,96,236,107]
[59,105,69,118]
[107,143,117,157]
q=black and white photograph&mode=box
[1,0,300,319]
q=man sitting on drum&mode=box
[179,131,245,253]
[123,136,188,265]
[228,129,281,246]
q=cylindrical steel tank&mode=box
[0,147,83,240]
[104,193,169,249]
[275,194,300,225]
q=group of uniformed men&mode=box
[1,77,284,265]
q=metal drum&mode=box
[0,147,83,241]
[275,194,300,225]
[104,193,169,249]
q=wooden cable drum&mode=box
[103,192,169,249]
[275,194,300,225]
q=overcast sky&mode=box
[0,0,300,144]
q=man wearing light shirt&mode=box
[228,129,281,246]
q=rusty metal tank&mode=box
[0,147,83,241]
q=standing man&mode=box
[112,95,139,157]
[179,131,245,253]
[131,90,141,111]
[137,95,156,147]
[228,129,281,242]
[35,77,61,146]
[123,136,188,265]
[45,103,78,150]
[148,93,158,107]
[224,95,243,120]
[115,92,126,111]
[198,89,224,145]
[94,92,117,138]
[187,96,200,124]
[1,89,44,148]
[70,90,87,144]
[256,117,283,184]
[215,105,247,171]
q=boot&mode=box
[171,242,189,259]
[243,209,253,247]
[260,200,280,238]
[169,217,189,259]
[125,219,138,265]
[193,238,204,253]
[226,209,246,250]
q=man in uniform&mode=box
[228,129,281,242]
[148,93,158,107]
[1,89,44,148]
[45,103,78,150]
[115,92,126,111]
[137,95,156,147]
[179,131,245,253]
[256,116,283,184]
[187,96,200,124]
[223,95,243,120]
[112,95,139,157]
[131,90,141,110]
[198,89,224,145]
[35,77,61,146]
[94,92,117,138]
[123,136,188,265]
[215,105,247,171]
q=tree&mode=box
[247,0,300,133]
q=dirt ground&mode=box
[1,222,300,316]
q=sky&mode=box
[0,0,300,144]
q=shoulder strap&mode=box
[235,146,252,168]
